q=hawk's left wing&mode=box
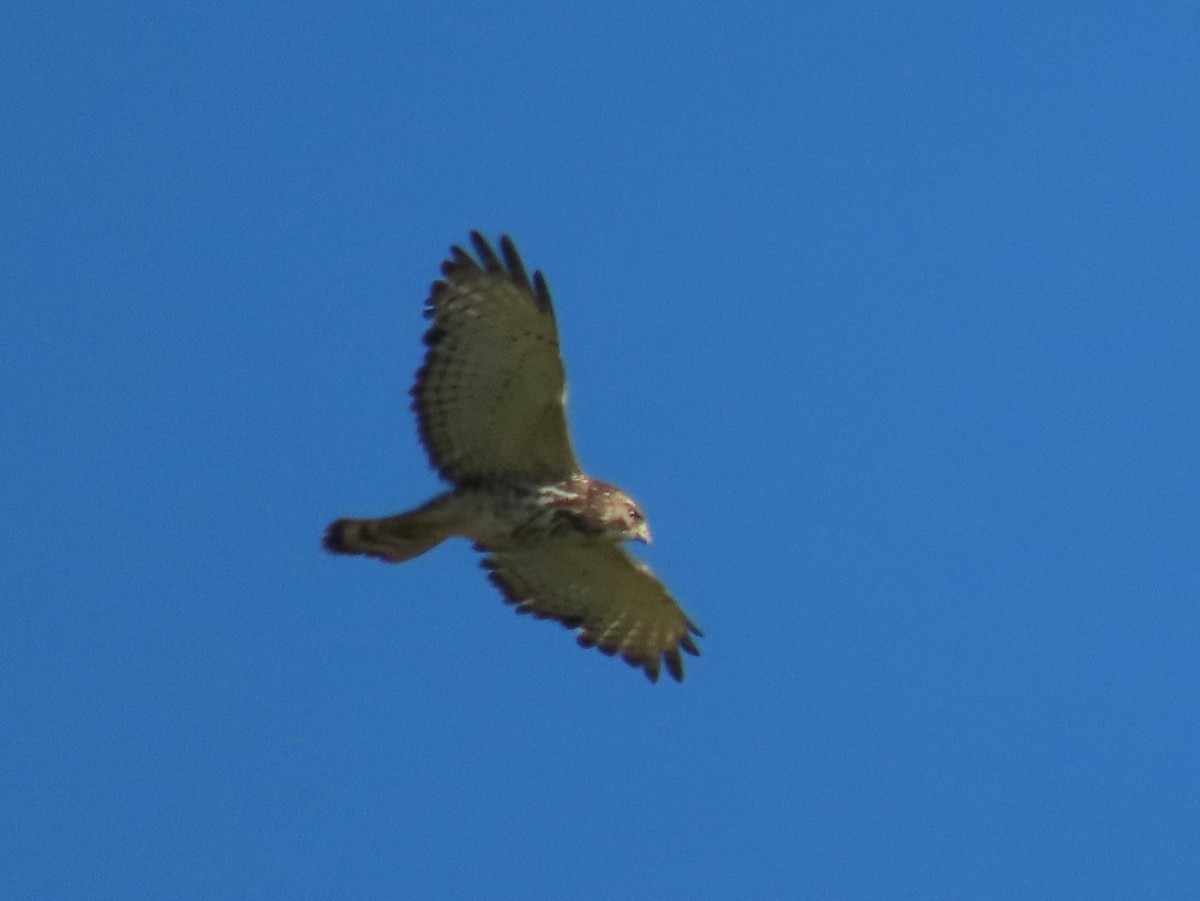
[481,542,702,682]
[413,233,580,484]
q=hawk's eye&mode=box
[628,507,641,521]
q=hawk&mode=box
[323,232,702,682]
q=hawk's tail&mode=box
[323,502,455,564]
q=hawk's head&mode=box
[589,481,651,544]
[538,476,652,544]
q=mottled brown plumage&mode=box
[323,233,701,682]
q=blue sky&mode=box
[3,2,1198,897]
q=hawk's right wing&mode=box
[481,541,703,682]
[412,233,580,484]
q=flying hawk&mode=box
[323,233,702,682]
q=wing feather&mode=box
[413,233,578,483]
[481,542,703,683]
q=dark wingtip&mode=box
[441,233,553,313]
[445,245,476,275]
[664,649,684,682]
[470,231,503,272]
[532,271,552,313]
[498,234,533,292]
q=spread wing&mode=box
[413,232,579,484]
[481,542,703,682]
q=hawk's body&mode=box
[324,233,701,682]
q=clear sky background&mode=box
[3,3,1198,898]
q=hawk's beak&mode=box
[635,522,652,544]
